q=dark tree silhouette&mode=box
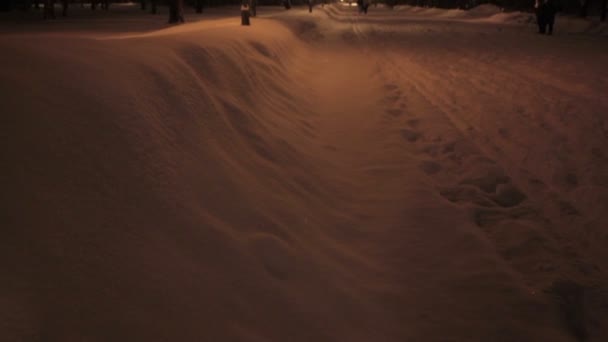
[43,0,55,18]
[0,0,604,24]
[0,1,13,11]
[168,0,185,23]
[580,0,590,17]
[195,0,204,13]
[250,0,257,16]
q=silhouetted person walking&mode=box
[308,0,313,13]
[241,1,250,25]
[535,0,544,33]
[541,0,558,35]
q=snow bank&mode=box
[0,17,362,341]
[465,3,503,17]
[556,15,608,35]
[474,11,535,24]
[391,3,608,35]
[395,3,499,18]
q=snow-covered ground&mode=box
[1,3,607,341]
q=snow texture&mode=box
[1,3,607,341]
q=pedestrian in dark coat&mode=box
[541,0,558,35]
[241,1,250,25]
[535,0,545,33]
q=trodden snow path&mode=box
[1,4,608,342]
[279,6,608,340]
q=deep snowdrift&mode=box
[1,17,360,342]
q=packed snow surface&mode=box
[1,3,608,341]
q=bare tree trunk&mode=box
[250,0,256,16]
[43,0,55,18]
[0,0,12,11]
[579,0,589,17]
[168,0,184,23]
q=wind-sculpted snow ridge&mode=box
[0,18,387,341]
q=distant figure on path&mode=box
[541,0,559,35]
[534,0,544,33]
[308,0,313,13]
[283,0,291,10]
[241,1,251,25]
[356,0,369,14]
